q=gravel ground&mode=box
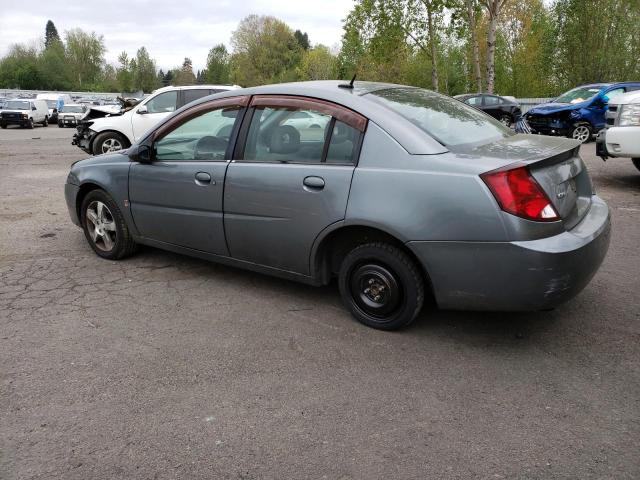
[1,125,639,479]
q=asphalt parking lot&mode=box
[1,124,639,479]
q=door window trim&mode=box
[233,95,367,166]
[144,95,250,163]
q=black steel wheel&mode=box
[338,242,424,330]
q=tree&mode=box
[297,45,337,80]
[116,51,133,92]
[294,30,310,50]
[133,46,158,92]
[45,20,61,49]
[204,44,231,84]
[0,44,42,89]
[230,15,302,86]
[174,57,196,85]
[480,0,508,93]
[65,28,106,87]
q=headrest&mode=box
[270,125,300,154]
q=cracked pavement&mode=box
[1,126,639,479]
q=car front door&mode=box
[131,90,179,141]
[223,95,367,275]
[482,95,503,120]
[129,96,249,254]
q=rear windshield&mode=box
[366,88,512,149]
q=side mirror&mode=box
[137,105,148,115]
[128,144,152,163]
[602,95,610,104]
[32,106,37,111]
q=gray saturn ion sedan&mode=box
[64,81,611,330]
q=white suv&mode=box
[72,84,241,154]
[596,89,640,172]
[0,99,50,129]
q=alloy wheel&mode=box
[101,138,123,153]
[572,125,590,143]
[85,201,117,252]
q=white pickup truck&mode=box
[596,89,640,172]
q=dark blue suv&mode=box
[521,82,640,143]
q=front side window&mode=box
[483,95,501,106]
[145,91,178,114]
[243,106,332,163]
[154,106,240,161]
[367,87,512,149]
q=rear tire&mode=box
[0,123,6,129]
[632,158,640,172]
[80,189,137,260]
[93,131,129,155]
[338,242,424,330]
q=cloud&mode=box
[0,0,353,70]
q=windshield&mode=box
[5,100,31,110]
[367,87,513,149]
[555,86,604,104]
[61,105,84,113]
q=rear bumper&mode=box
[408,195,611,311]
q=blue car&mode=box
[520,82,640,143]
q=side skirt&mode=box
[135,236,325,287]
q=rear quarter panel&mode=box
[346,122,508,242]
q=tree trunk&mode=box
[427,7,439,91]
[466,0,482,92]
[485,0,501,94]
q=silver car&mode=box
[64,81,611,330]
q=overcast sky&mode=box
[0,0,353,71]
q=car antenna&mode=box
[338,74,357,89]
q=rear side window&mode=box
[183,89,212,105]
[484,95,501,106]
[367,88,512,149]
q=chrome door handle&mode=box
[303,176,325,190]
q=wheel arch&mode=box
[310,223,435,300]
[75,181,110,220]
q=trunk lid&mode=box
[471,134,592,230]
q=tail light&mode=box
[481,164,559,222]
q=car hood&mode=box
[1,109,28,114]
[527,101,588,115]
[72,151,130,168]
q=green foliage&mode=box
[134,47,158,92]
[45,20,61,49]
[204,44,231,84]
[64,29,106,87]
[294,30,310,50]
[173,57,197,85]
[297,45,337,80]
[230,15,303,86]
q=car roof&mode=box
[152,84,242,94]
[188,80,448,154]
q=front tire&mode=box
[632,158,640,172]
[80,190,137,260]
[499,114,512,127]
[27,118,34,129]
[93,132,129,155]
[569,124,592,143]
[338,242,424,330]
[42,116,48,127]
[0,123,6,129]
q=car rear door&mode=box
[223,95,367,275]
[129,96,249,254]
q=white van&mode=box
[0,99,50,128]
[36,93,73,122]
